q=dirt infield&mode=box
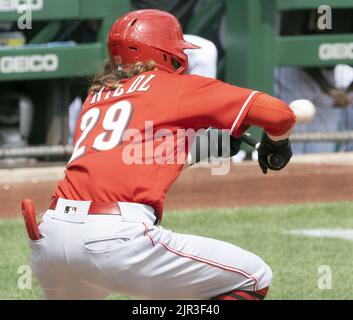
[1,160,353,219]
[166,162,353,209]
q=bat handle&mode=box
[239,133,286,169]
[239,133,260,150]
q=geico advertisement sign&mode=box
[0,54,59,73]
[0,0,43,11]
[319,43,353,61]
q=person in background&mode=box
[334,64,353,152]
[68,5,219,144]
[130,0,220,78]
[276,10,353,154]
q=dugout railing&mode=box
[226,0,353,92]
[225,0,353,149]
[1,0,353,159]
[0,0,130,81]
[0,0,130,150]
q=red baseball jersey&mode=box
[54,70,261,221]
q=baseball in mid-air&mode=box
[289,99,316,124]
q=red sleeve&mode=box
[177,75,261,137]
[243,93,296,137]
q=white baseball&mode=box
[289,99,316,124]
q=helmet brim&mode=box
[182,40,201,50]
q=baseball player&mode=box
[67,34,218,144]
[24,9,295,300]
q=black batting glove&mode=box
[257,132,292,174]
[191,129,241,164]
[229,135,242,157]
[215,130,241,158]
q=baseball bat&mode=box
[239,133,286,169]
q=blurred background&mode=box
[1,0,353,163]
[1,0,353,300]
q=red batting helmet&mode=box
[107,9,200,74]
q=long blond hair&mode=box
[89,60,156,93]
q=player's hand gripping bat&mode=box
[239,132,290,172]
[188,99,315,171]
[239,99,316,172]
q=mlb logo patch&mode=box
[53,198,91,223]
[64,206,78,216]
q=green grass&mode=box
[2,202,353,300]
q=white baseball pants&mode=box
[30,200,272,300]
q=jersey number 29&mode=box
[68,100,133,164]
